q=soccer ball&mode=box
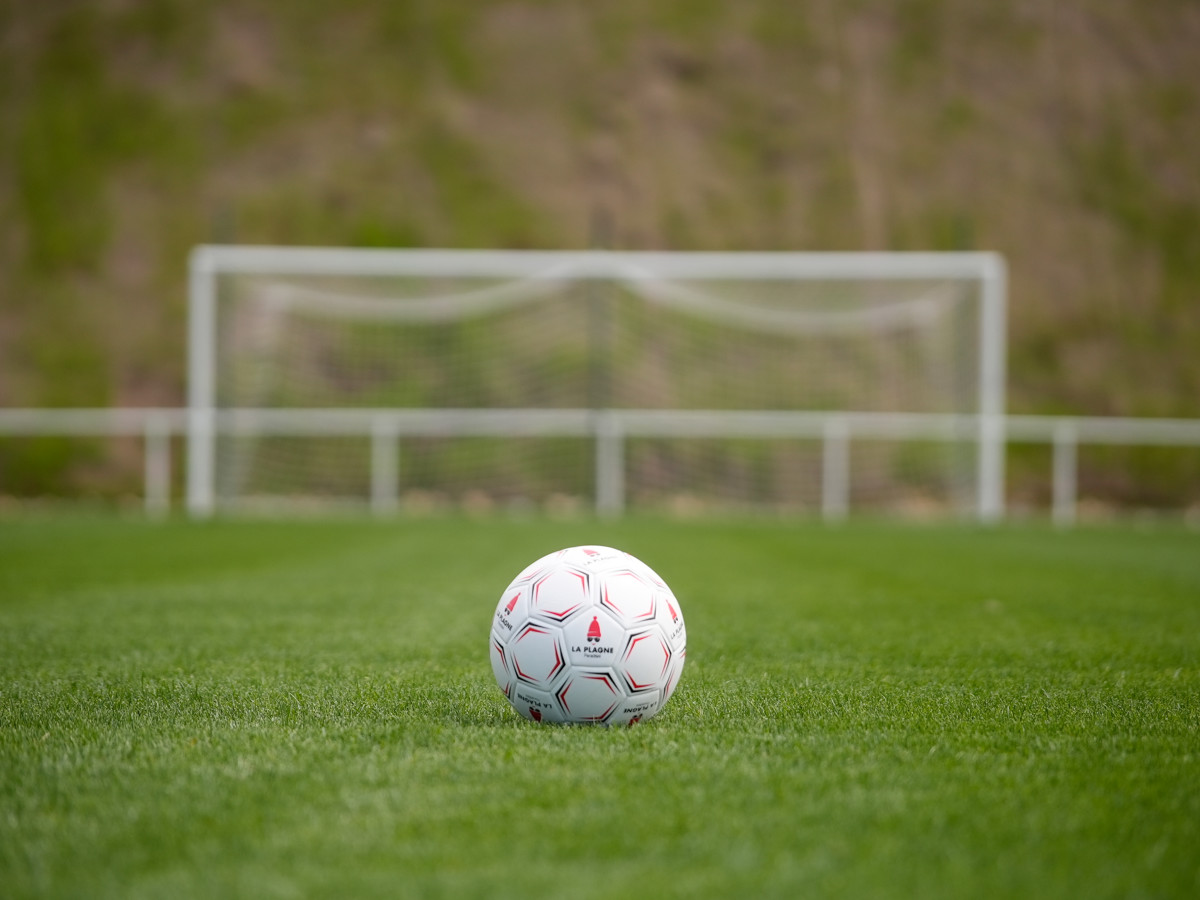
[489,545,687,725]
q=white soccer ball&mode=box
[489,545,687,725]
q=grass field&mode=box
[1,515,1198,899]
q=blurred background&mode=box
[1,0,1198,514]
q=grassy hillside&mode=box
[1,0,1198,504]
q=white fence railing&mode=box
[2,408,1199,524]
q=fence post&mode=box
[186,248,217,518]
[595,411,625,517]
[144,413,171,518]
[370,416,400,516]
[978,254,1007,523]
[822,416,850,522]
[1052,420,1077,527]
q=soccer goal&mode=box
[187,247,1005,520]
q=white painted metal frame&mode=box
[187,246,1008,520]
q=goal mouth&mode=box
[189,249,1005,520]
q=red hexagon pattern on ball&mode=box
[599,570,657,625]
[530,568,590,623]
[555,671,623,723]
[489,636,513,699]
[622,553,668,589]
[510,622,567,690]
[621,629,673,693]
[513,550,562,584]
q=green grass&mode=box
[1,516,1198,899]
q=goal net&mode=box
[187,249,1005,519]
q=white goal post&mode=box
[187,247,1006,520]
